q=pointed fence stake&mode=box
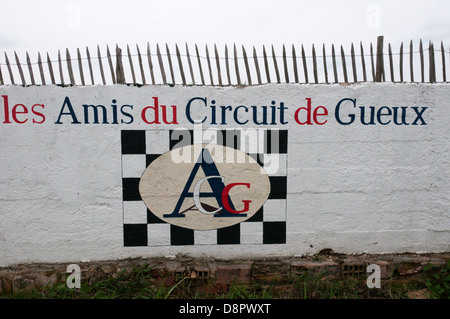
[195,44,205,85]
[156,44,167,85]
[47,52,55,85]
[38,52,45,85]
[86,47,95,85]
[242,45,252,85]
[97,45,106,85]
[186,43,196,85]
[263,45,271,83]
[253,46,262,85]
[234,44,241,85]
[15,51,26,85]
[77,48,85,86]
[214,44,222,86]
[292,45,299,83]
[176,43,186,85]
[147,43,156,85]
[5,53,14,84]
[106,45,116,84]
[26,52,35,85]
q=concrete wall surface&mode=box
[0,82,449,266]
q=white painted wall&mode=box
[0,83,449,266]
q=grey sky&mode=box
[1,0,449,58]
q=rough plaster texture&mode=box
[0,82,449,266]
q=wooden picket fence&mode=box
[0,36,448,86]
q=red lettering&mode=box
[12,104,28,124]
[32,104,45,124]
[161,104,178,124]
[141,97,178,125]
[141,97,160,124]
[295,98,328,125]
[221,183,252,214]
[1,95,11,123]
[1,96,45,124]
[313,106,328,125]
[294,98,313,125]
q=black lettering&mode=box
[55,97,81,124]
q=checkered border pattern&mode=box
[121,129,288,246]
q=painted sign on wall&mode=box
[0,83,448,266]
[122,129,287,246]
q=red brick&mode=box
[291,260,339,277]
[215,264,252,285]
[367,260,395,279]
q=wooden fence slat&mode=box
[234,44,241,85]
[47,52,55,85]
[340,46,348,83]
[370,43,375,81]
[331,44,338,83]
[86,47,95,85]
[26,52,35,85]
[5,53,14,84]
[419,39,424,82]
[301,45,308,84]
[156,44,167,85]
[253,46,262,85]
[214,44,222,86]
[6,37,448,86]
[77,48,85,86]
[127,45,135,84]
[37,52,45,85]
[225,44,231,85]
[106,45,116,84]
[147,43,156,85]
[292,45,299,83]
[15,52,26,85]
[97,45,106,85]
[323,44,328,84]
[186,43,196,85]
[166,44,175,85]
[441,41,446,82]
[360,42,367,82]
[399,42,404,82]
[196,44,205,85]
[350,43,357,82]
[136,44,146,85]
[388,43,394,82]
[410,40,414,82]
[242,45,252,86]
[282,45,289,83]
[205,44,214,85]
[312,44,318,84]
[58,50,65,86]
[116,45,125,84]
[176,43,186,85]
[375,36,384,82]
[429,41,436,83]
[263,45,271,83]
[66,49,75,85]
[272,45,280,84]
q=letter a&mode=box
[366,264,381,288]
[66,264,81,288]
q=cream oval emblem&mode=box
[139,144,271,230]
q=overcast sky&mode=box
[1,0,449,57]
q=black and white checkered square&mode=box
[121,129,288,246]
